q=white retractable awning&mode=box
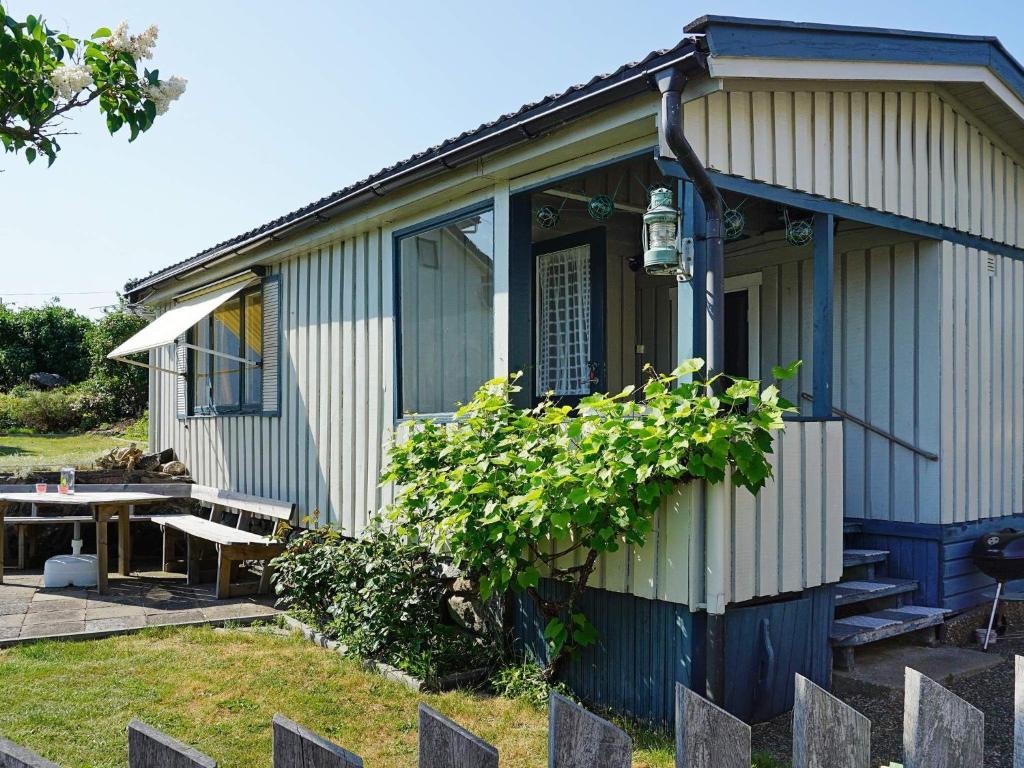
[108,278,257,372]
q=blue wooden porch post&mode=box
[812,213,835,417]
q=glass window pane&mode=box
[244,291,263,407]
[212,297,241,408]
[193,320,212,412]
[399,209,494,414]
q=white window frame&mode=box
[724,272,761,379]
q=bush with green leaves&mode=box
[6,389,76,432]
[272,522,497,682]
[383,359,799,678]
[0,6,185,164]
[85,308,149,418]
[0,302,92,389]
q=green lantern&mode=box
[643,187,686,277]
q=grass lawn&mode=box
[0,432,136,469]
[0,625,676,768]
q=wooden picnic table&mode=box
[0,490,179,594]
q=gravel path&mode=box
[751,637,1024,767]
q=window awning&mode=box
[107,279,256,369]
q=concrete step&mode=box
[834,577,919,607]
[842,548,889,568]
[831,605,949,648]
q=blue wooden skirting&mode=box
[512,580,705,725]
[513,581,833,725]
[724,584,834,723]
[848,515,1024,612]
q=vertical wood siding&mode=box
[150,229,392,536]
[737,235,943,523]
[585,420,844,606]
[683,88,1024,249]
[939,244,1024,523]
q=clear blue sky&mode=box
[3,0,1022,316]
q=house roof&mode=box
[124,38,702,298]
[126,15,1024,299]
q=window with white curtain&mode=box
[535,245,591,396]
[398,208,494,415]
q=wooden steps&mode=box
[834,577,919,607]
[831,606,949,669]
[832,543,946,670]
[842,549,889,568]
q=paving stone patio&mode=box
[0,570,278,645]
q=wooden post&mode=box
[186,535,201,586]
[0,735,61,768]
[215,547,232,600]
[17,524,26,569]
[418,704,498,768]
[0,500,7,584]
[1015,655,1024,767]
[903,667,983,768]
[792,674,870,768]
[162,526,175,573]
[811,212,835,418]
[95,505,111,594]
[675,683,750,768]
[127,720,216,768]
[272,714,363,768]
[549,693,631,768]
[118,504,131,577]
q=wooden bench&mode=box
[158,485,296,599]
[0,483,191,570]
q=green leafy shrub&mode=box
[384,359,799,678]
[85,309,149,418]
[490,657,574,708]
[7,389,77,432]
[67,378,120,429]
[0,302,92,390]
[272,523,497,681]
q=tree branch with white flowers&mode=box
[0,8,186,165]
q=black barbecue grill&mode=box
[972,529,1024,649]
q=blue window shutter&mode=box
[261,275,281,416]
[175,334,188,420]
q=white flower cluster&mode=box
[146,75,187,115]
[48,64,94,100]
[107,20,159,59]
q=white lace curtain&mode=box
[536,245,591,396]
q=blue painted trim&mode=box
[657,160,1024,261]
[812,214,834,418]
[685,16,1024,108]
[392,199,496,418]
[509,192,534,408]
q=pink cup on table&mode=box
[35,483,46,494]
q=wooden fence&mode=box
[0,664,1010,767]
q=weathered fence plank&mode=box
[549,693,631,768]
[418,704,498,768]
[792,674,870,768]
[0,735,61,768]
[1016,655,1024,768]
[903,667,984,768]
[674,683,750,768]
[127,720,217,768]
[272,714,363,768]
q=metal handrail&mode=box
[800,393,939,461]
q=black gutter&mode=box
[653,61,727,707]
[126,42,701,301]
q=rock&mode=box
[136,453,161,471]
[448,596,489,635]
[438,563,461,580]
[160,461,188,476]
[28,372,68,390]
[157,447,176,464]
[450,577,478,596]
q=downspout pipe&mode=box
[653,64,727,707]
